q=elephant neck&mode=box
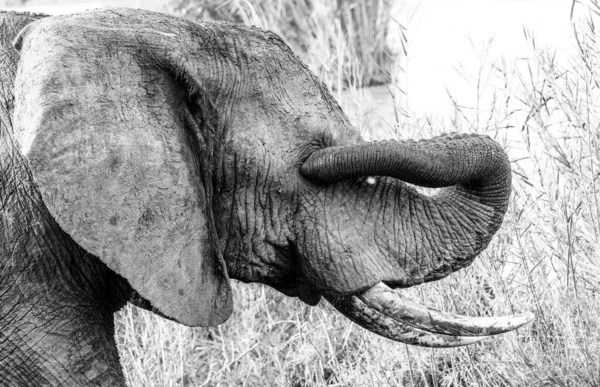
[0,307,126,387]
[0,139,131,386]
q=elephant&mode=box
[0,8,533,386]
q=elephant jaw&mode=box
[325,283,534,347]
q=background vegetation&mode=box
[169,0,399,89]
[115,1,600,385]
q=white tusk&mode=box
[358,283,534,337]
[325,294,489,348]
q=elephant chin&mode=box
[271,282,322,306]
[325,283,534,348]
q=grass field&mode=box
[115,2,600,386]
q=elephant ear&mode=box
[13,16,232,326]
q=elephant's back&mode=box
[0,11,47,135]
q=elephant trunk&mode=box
[299,133,533,346]
[300,133,511,279]
[301,133,511,214]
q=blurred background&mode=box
[3,0,600,386]
[0,0,573,121]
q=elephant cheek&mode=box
[295,198,416,294]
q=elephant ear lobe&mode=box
[13,18,232,327]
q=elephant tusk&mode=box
[325,294,489,348]
[358,283,535,337]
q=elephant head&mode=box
[0,8,532,386]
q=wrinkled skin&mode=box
[0,8,531,386]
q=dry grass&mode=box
[168,0,398,89]
[115,3,600,387]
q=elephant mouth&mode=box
[325,283,534,347]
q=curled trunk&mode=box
[296,134,531,346]
[298,133,511,290]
